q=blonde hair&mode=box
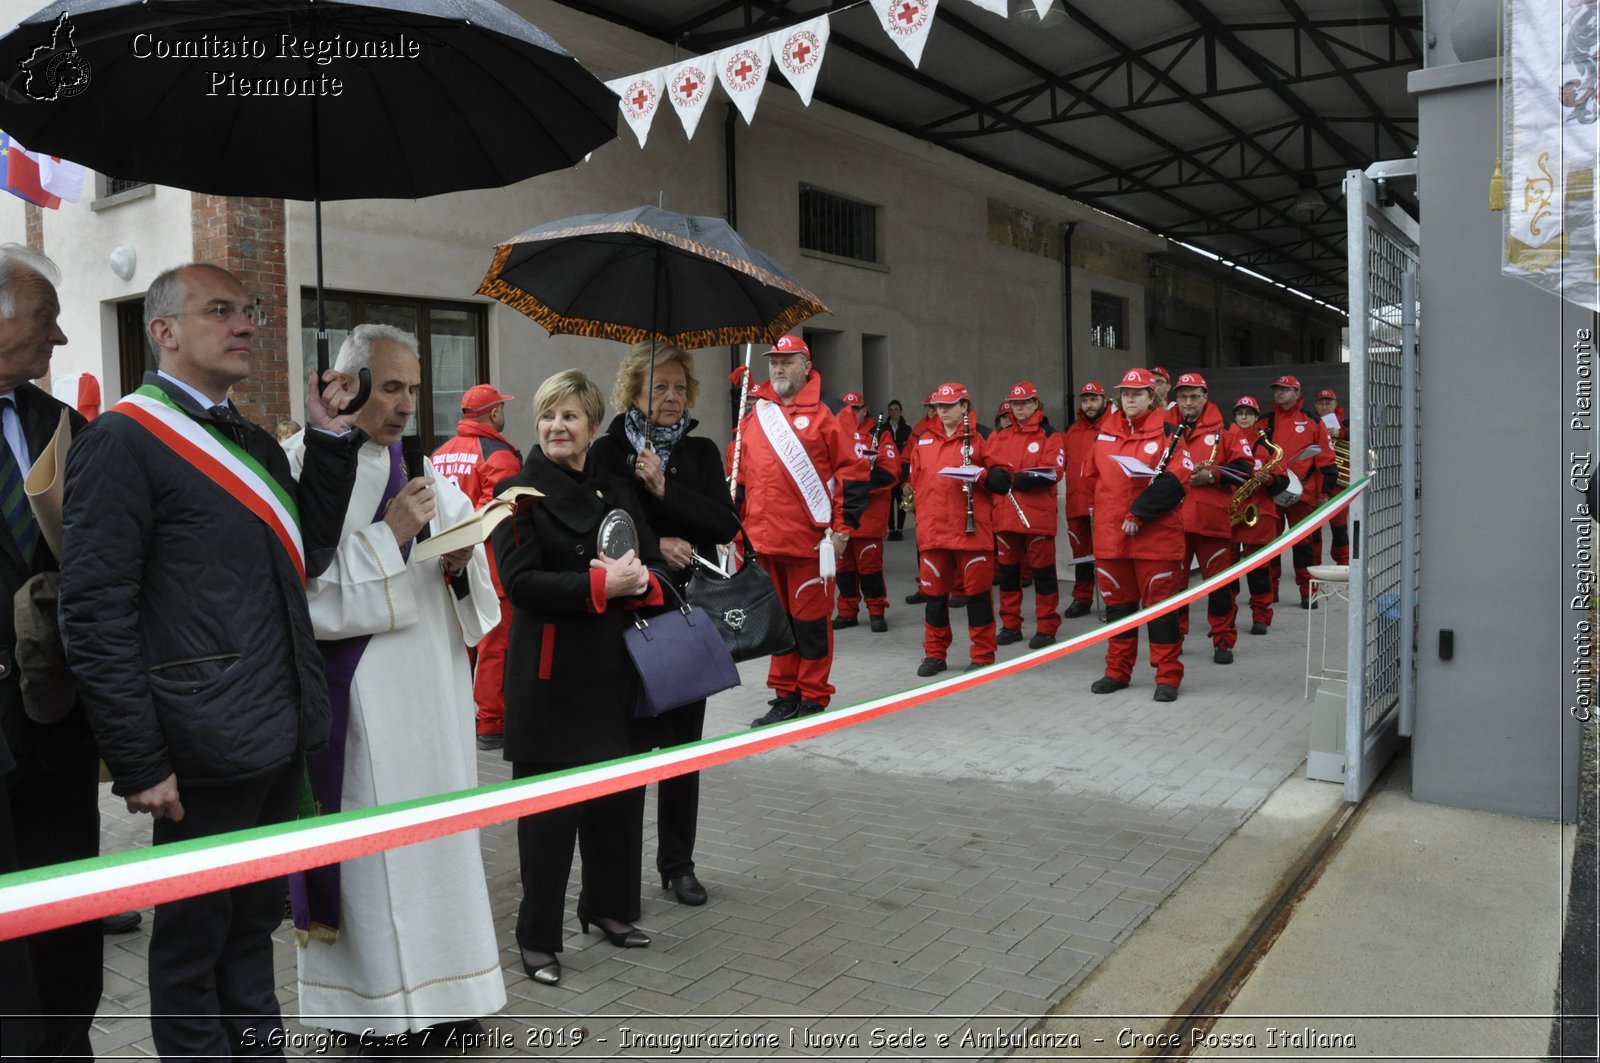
[612,342,701,415]
[532,369,605,429]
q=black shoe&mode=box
[750,694,800,727]
[1028,632,1056,649]
[916,657,947,677]
[577,907,650,948]
[1153,684,1179,703]
[832,616,858,630]
[1214,647,1234,665]
[1311,598,1319,610]
[1300,595,1310,609]
[663,872,708,906]
[1063,600,1092,618]
[101,911,142,935]
[796,700,826,717]
[905,591,926,604]
[888,530,904,541]
[1090,676,1129,694]
[949,594,969,608]
[996,627,1023,645]
[963,660,992,673]
[520,948,561,985]
[475,733,503,751]
[869,615,888,633]
[1249,622,1269,635]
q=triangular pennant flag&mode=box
[606,68,667,149]
[877,0,941,69]
[766,15,831,107]
[963,0,1008,15]
[716,38,772,126]
[38,154,85,203]
[665,56,716,140]
[1033,0,1055,17]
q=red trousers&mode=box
[918,548,997,664]
[1096,558,1185,687]
[1238,541,1275,628]
[1064,516,1095,605]
[760,554,836,707]
[1180,534,1239,649]
[473,600,511,735]
[835,537,887,619]
[995,531,1060,635]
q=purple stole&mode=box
[290,443,410,942]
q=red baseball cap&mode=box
[1234,395,1262,413]
[930,382,970,404]
[1118,368,1156,390]
[841,390,865,406]
[1273,374,1301,390]
[997,400,1012,416]
[1175,372,1208,391]
[1079,381,1106,396]
[461,384,514,414]
[1008,381,1039,400]
[765,335,810,357]
[1316,388,1338,400]
[1150,366,1171,381]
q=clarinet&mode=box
[962,410,977,534]
[1154,416,1195,475]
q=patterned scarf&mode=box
[623,406,690,466]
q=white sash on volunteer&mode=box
[754,398,837,576]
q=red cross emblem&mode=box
[897,2,920,24]
[792,41,810,64]
[631,88,650,110]
[735,59,754,82]
[679,76,697,97]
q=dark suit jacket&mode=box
[0,384,91,784]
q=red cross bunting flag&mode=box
[961,0,1008,15]
[666,55,716,140]
[716,38,772,126]
[766,15,831,107]
[877,0,940,69]
[605,67,667,149]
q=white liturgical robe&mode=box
[288,438,506,1034]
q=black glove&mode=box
[1012,470,1055,491]
[982,466,1013,495]
[1267,474,1291,496]
[1321,465,1339,495]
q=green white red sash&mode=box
[111,386,305,582]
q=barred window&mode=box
[1090,291,1127,350]
[104,177,148,196]
[799,185,880,264]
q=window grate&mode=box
[799,186,878,263]
[1090,291,1127,350]
[105,177,148,196]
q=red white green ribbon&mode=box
[0,480,1367,940]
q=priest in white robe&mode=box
[285,324,507,1043]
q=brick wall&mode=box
[191,194,290,426]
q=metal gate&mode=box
[1342,162,1420,802]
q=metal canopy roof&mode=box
[554,0,1422,308]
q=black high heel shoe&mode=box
[520,947,561,985]
[575,905,650,948]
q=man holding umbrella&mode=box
[737,336,869,726]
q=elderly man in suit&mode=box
[0,244,99,1060]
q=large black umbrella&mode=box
[0,0,620,366]
[477,205,828,351]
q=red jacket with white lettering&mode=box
[1265,399,1335,506]
[908,411,1012,550]
[987,410,1062,535]
[1180,402,1254,539]
[1083,406,1190,561]
[734,372,867,559]
[432,419,523,508]
[837,416,903,540]
[1062,408,1107,519]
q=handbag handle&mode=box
[633,567,692,633]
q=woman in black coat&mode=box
[589,343,740,908]
[490,369,664,988]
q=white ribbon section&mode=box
[755,398,832,525]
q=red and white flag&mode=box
[716,38,772,126]
[767,15,831,107]
[665,56,716,140]
[37,154,85,203]
[877,0,940,69]
[606,68,667,149]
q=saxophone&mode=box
[1230,434,1284,528]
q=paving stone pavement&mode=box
[86,534,1346,1059]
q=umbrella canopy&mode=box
[0,0,619,200]
[477,205,828,350]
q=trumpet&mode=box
[1333,437,1351,489]
[1230,434,1284,528]
[899,484,915,512]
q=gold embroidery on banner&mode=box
[1524,151,1556,238]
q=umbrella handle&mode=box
[340,367,372,416]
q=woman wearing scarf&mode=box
[589,343,740,908]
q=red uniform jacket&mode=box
[837,416,902,540]
[734,372,867,558]
[987,410,1062,535]
[909,412,1008,550]
[1084,407,1191,561]
[1265,399,1335,506]
[1179,402,1254,539]
[1062,409,1106,520]
[432,419,523,507]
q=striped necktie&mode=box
[0,399,37,566]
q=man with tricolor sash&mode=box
[59,262,363,1062]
